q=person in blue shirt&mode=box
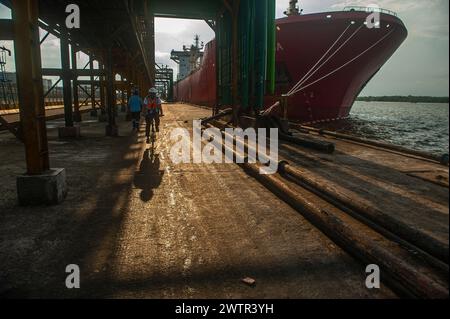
[128,90,143,131]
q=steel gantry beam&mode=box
[155,63,174,102]
[1,0,152,133]
[151,0,220,19]
[124,0,155,88]
[42,68,107,77]
[0,19,14,40]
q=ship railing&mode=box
[343,6,398,17]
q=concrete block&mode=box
[106,125,119,137]
[241,277,256,287]
[58,126,81,139]
[17,168,67,206]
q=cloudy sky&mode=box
[1,0,448,96]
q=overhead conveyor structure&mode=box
[155,63,174,102]
[0,0,276,205]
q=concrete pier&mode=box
[0,104,398,299]
[0,103,448,298]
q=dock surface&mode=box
[282,126,449,260]
[0,103,447,298]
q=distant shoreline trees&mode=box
[357,96,449,103]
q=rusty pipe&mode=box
[202,123,449,298]
[279,162,449,264]
[242,162,448,299]
[280,132,335,154]
[296,124,449,165]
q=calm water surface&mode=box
[314,101,449,155]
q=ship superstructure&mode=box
[170,35,205,81]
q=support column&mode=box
[149,16,156,87]
[89,55,98,117]
[131,66,137,93]
[138,75,142,97]
[72,45,81,122]
[125,66,133,121]
[13,0,67,205]
[126,85,132,120]
[58,32,80,137]
[214,13,220,116]
[120,74,126,113]
[168,73,174,102]
[105,45,118,136]
[231,1,240,125]
[60,32,73,127]
[146,2,156,86]
[99,61,107,122]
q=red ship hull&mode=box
[174,11,408,123]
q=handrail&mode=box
[343,6,398,17]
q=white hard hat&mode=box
[149,88,157,94]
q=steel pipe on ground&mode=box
[295,124,449,165]
[241,161,448,299]
[201,108,233,126]
[280,132,335,154]
[209,119,336,154]
[278,162,449,264]
[202,123,449,298]
[209,124,447,262]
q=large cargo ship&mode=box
[173,2,408,123]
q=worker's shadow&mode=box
[134,147,164,202]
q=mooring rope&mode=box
[287,23,363,96]
[286,23,353,96]
[288,28,395,97]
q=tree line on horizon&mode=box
[357,96,449,103]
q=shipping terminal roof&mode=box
[0,0,224,81]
